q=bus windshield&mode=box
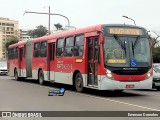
[104,36,151,67]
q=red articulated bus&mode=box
[8,24,153,92]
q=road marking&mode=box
[125,90,160,97]
[72,92,160,111]
[25,82,160,111]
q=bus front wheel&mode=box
[75,73,84,92]
[38,70,44,85]
[156,87,160,91]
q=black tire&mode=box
[75,73,84,92]
[38,70,45,85]
[21,77,26,81]
[156,87,160,91]
[14,70,19,81]
[114,90,124,93]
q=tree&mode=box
[152,47,160,63]
[4,36,19,51]
[148,31,160,47]
[150,34,160,63]
[54,23,63,30]
[28,25,48,38]
[150,36,159,47]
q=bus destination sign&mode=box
[108,28,143,35]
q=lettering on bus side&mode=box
[56,60,72,69]
[57,60,64,64]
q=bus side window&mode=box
[72,47,79,56]
[56,48,63,56]
[74,35,84,56]
[14,47,18,59]
[56,38,64,57]
[64,36,74,57]
[10,48,13,59]
[34,42,40,57]
[40,41,47,57]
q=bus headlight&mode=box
[105,69,114,80]
[146,69,152,79]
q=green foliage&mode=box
[27,25,48,38]
[148,34,160,63]
[152,46,160,63]
[54,23,63,30]
[4,36,19,51]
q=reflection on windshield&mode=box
[132,37,149,63]
[104,36,151,67]
[104,36,128,67]
[113,35,126,56]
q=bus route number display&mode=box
[108,28,142,35]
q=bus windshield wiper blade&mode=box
[113,35,126,56]
[132,41,135,57]
[133,36,140,48]
[132,36,140,57]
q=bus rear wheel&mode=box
[75,73,84,92]
[38,70,44,85]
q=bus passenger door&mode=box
[47,42,55,81]
[88,37,99,86]
[19,47,23,76]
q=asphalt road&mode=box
[0,75,160,120]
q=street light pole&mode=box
[23,9,70,35]
[122,16,136,26]
[48,6,51,34]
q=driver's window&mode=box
[134,39,148,62]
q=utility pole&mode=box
[48,6,50,34]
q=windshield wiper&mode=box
[132,36,140,57]
[113,35,126,56]
[132,41,135,57]
[133,36,140,48]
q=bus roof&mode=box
[33,24,147,42]
[102,24,146,29]
[8,24,147,48]
[9,40,27,49]
[32,24,103,43]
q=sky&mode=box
[0,0,160,36]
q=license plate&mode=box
[155,83,160,86]
[126,84,135,88]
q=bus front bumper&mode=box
[100,76,152,90]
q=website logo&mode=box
[48,88,65,96]
[2,112,11,117]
